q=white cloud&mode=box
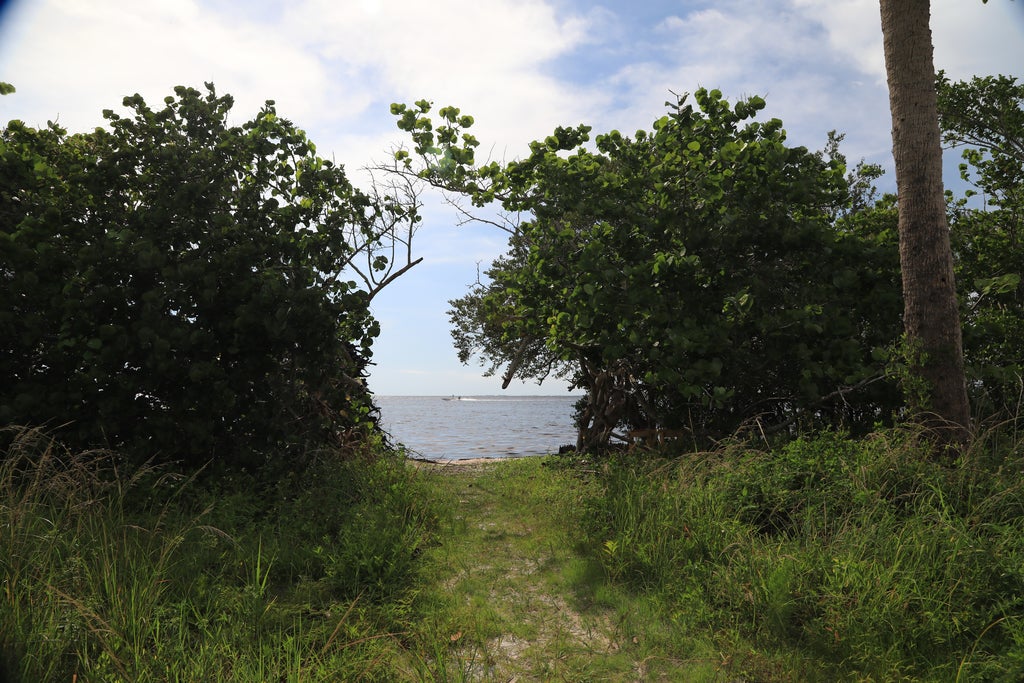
[1,0,337,130]
[790,0,883,81]
[276,0,606,158]
[0,0,615,177]
[932,0,1024,79]
[591,3,890,162]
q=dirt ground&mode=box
[410,455,532,466]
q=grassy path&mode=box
[406,457,705,682]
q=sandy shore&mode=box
[409,455,533,467]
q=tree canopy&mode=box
[1,84,421,470]
[392,90,904,449]
[4,74,1019,463]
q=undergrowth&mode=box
[584,424,1024,681]
[7,420,1024,681]
[0,426,443,682]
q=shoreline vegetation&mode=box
[5,74,1024,680]
[4,423,1024,681]
[4,72,1024,681]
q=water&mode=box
[374,395,580,460]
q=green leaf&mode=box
[975,273,1020,296]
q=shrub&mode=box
[1,85,403,471]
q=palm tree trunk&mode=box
[879,0,970,447]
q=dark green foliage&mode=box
[938,72,1024,415]
[399,79,1024,445]
[1,85,394,470]
[954,206,1024,414]
[395,90,903,446]
[268,449,437,600]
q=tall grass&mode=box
[0,426,443,681]
[584,425,1024,681]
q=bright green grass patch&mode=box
[400,458,733,681]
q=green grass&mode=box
[5,423,1024,681]
[584,426,1024,681]
[400,458,730,681]
[0,426,444,681]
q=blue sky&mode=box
[2,0,1022,396]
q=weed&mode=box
[7,421,1023,680]
[0,426,443,681]
[582,425,1024,680]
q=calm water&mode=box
[374,395,580,460]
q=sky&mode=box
[1,0,1022,397]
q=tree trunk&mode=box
[879,0,971,447]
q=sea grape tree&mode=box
[391,90,903,449]
[1,84,422,470]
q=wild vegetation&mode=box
[395,91,907,451]
[587,425,1024,680]
[6,426,1024,681]
[1,46,1023,683]
[1,83,422,472]
[0,426,447,681]
[2,83,437,679]
[390,74,1023,452]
